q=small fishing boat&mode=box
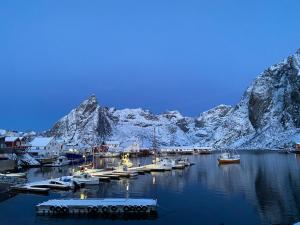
[112,165,139,177]
[35,155,57,165]
[28,177,75,190]
[0,172,27,178]
[11,185,50,194]
[177,157,193,167]
[44,156,71,167]
[72,173,100,186]
[144,158,172,171]
[218,152,240,164]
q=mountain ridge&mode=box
[44,49,300,148]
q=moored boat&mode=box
[44,156,71,167]
[71,173,100,186]
[217,152,240,164]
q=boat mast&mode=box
[152,126,159,156]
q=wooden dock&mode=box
[36,198,158,217]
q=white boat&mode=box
[27,177,75,190]
[217,152,240,164]
[78,168,103,174]
[158,158,185,169]
[177,157,193,166]
[44,156,71,167]
[144,158,172,171]
[71,173,100,186]
[0,172,27,178]
[112,165,139,177]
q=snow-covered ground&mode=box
[4,49,300,150]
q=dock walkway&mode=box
[36,198,158,216]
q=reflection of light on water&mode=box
[152,176,156,185]
[80,192,87,200]
[126,184,129,191]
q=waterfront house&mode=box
[28,137,61,157]
[4,136,22,148]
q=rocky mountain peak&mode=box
[47,48,300,149]
[246,50,300,131]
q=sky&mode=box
[1,0,300,131]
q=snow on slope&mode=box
[47,49,300,149]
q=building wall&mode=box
[29,139,62,156]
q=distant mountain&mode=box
[47,49,300,149]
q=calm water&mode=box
[1,152,300,225]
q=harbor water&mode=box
[0,152,300,225]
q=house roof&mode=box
[5,136,20,142]
[30,137,54,147]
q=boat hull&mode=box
[218,159,240,164]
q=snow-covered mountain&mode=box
[48,49,300,149]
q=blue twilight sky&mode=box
[0,0,300,131]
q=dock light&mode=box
[80,192,87,200]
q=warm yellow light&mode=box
[80,192,87,199]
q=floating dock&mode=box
[36,198,158,217]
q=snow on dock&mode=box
[36,198,158,216]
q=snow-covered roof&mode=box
[37,198,157,207]
[5,136,20,142]
[30,137,54,147]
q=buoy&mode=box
[111,206,117,212]
[102,206,108,213]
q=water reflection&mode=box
[0,153,300,225]
[195,153,300,225]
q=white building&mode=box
[105,141,120,148]
[28,137,62,157]
[160,146,194,154]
